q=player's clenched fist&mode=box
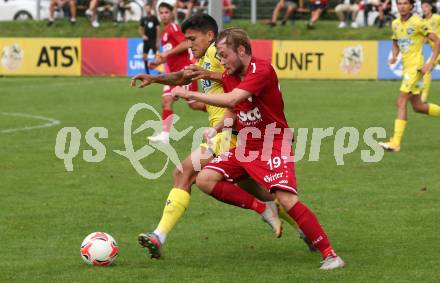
[171,86,189,99]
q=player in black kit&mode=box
[139,3,161,74]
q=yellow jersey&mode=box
[196,43,226,127]
[423,14,440,49]
[391,15,433,70]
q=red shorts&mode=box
[204,145,298,194]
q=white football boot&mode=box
[261,201,283,238]
[147,132,170,144]
[320,255,346,270]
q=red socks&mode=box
[211,181,266,214]
[162,109,173,132]
[288,202,335,258]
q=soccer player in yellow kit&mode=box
[421,0,440,102]
[379,0,440,152]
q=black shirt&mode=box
[139,15,159,42]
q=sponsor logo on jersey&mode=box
[264,172,284,183]
[201,62,212,91]
[237,107,262,124]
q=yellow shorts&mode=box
[400,68,423,95]
[200,131,237,156]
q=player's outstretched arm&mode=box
[130,71,192,88]
[172,86,252,108]
[422,33,440,75]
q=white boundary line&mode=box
[1,112,60,134]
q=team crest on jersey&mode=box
[397,38,411,53]
[163,33,168,42]
[407,27,415,35]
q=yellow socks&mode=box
[155,188,190,242]
[392,119,407,146]
[428,103,440,116]
[422,72,432,102]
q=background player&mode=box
[172,28,345,270]
[147,2,202,144]
[131,14,283,259]
[48,0,76,26]
[421,0,440,102]
[269,0,302,27]
[139,3,160,75]
[379,0,440,152]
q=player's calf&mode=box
[275,189,345,269]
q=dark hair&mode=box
[216,28,252,55]
[397,0,416,6]
[181,13,219,38]
[158,2,173,11]
[422,0,437,13]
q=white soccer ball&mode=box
[80,232,119,266]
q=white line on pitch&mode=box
[0,112,60,134]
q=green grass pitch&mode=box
[1,77,439,282]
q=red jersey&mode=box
[311,0,327,5]
[222,57,290,149]
[161,23,192,72]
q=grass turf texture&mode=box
[0,19,392,40]
[1,77,439,282]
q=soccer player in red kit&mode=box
[172,28,345,270]
[147,2,202,144]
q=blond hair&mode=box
[216,28,252,55]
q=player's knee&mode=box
[162,98,173,109]
[396,96,409,108]
[172,167,183,182]
[195,171,209,190]
[173,166,194,187]
[195,170,217,192]
[412,102,425,113]
[274,190,299,211]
